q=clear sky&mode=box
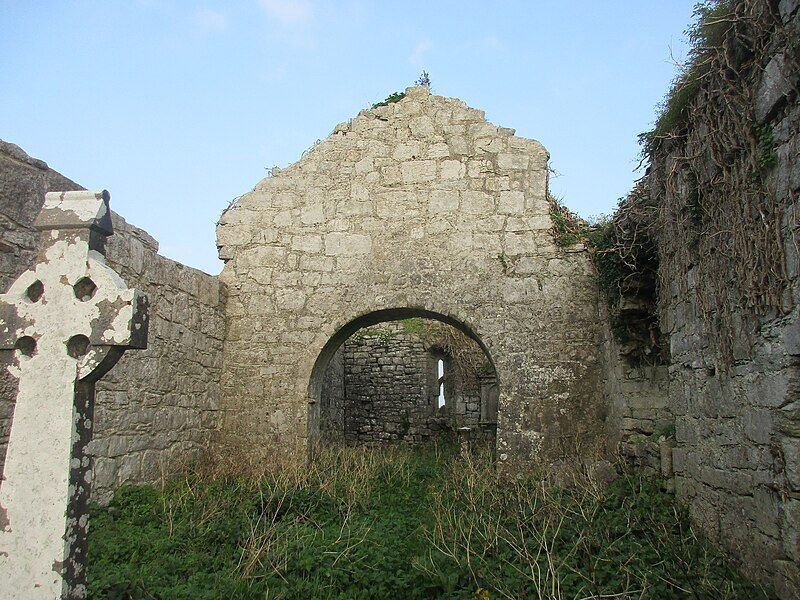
[1,1,696,274]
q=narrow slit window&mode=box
[437,359,446,408]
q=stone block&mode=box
[301,204,325,225]
[291,235,322,253]
[409,116,435,138]
[440,159,466,180]
[498,191,525,214]
[498,153,529,170]
[324,232,372,256]
[756,54,795,124]
[401,160,436,183]
[461,191,494,214]
[392,143,422,161]
[779,0,799,22]
[783,497,800,562]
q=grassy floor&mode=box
[87,445,773,599]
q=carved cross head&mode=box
[0,190,148,381]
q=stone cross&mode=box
[0,190,148,599]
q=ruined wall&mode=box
[90,213,225,501]
[0,142,226,502]
[602,320,671,471]
[217,88,607,467]
[606,3,800,595]
[660,12,799,596]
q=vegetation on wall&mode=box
[594,0,800,367]
[371,72,432,109]
[87,446,773,599]
[371,92,406,109]
[644,0,798,365]
[548,193,665,364]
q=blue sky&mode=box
[1,1,696,274]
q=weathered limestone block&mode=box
[756,53,796,124]
[0,190,148,599]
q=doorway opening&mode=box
[308,310,498,452]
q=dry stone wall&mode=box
[659,15,800,596]
[216,86,608,466]
[0,143,226,503]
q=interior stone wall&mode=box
[319,346,345,445]
[601,316,672,470]
[341,321,437,445]
[216,88,607,467]
[0,142,226,503]
[321,320,490,446]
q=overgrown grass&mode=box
[87,446,773,599]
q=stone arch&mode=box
[215,85,608,466]
[307,307,498,450]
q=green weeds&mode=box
[87,446,772,599]
[372,92,406,108]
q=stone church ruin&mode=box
[1,21,799,593]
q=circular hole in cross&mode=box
[66,334,91,359]
[25,280,44,302]
[73,277,97,302]
[14,336,37,357]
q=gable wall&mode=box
[216,87,609,466]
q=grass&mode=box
[87,445,773,599]
[372,92,406,108]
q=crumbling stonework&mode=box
[0,143,226,503]
[605,5,800,595]
[602,320,671,470]
[216,86,608,466]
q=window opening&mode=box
[437,358,446,408]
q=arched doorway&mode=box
[307,309,499,453]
